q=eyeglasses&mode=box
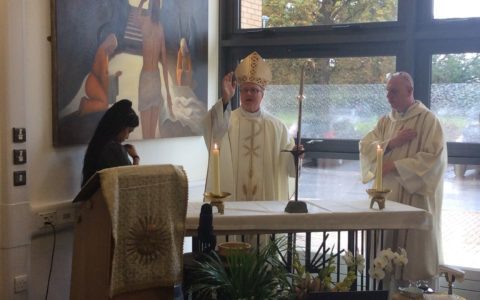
[240,87,263,95]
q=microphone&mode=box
[197,203,216,253]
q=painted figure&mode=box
[136,0,173,139]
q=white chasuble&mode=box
[235,114,265,200]
[204,99,296,201]
[359,101,447,281]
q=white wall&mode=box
[0,0,31,299]
[0,0,218,299]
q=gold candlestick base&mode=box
[203,192,231,214]
[367,188,391,210]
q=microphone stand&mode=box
[284,59,315,213]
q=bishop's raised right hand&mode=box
[221,72,237,105]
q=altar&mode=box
[185,199,432,235]
[184,198,433,294]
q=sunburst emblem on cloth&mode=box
[126,215,169,265]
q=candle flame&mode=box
[377,144,381,150]
[214,143,218,150]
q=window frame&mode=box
[416,40,480,164]
[417,0,480,29]
[220,0,480,164]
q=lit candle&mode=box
[212,143,221,195]
[375,144,383,191]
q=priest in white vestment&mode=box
[204,51,296,201]
[359,72,447,281]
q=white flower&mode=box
[397,254,408,266]
[342,250,366,273]
[384,261,394,273]
[393,252,401,264]
[357,262,365,272]
[379,248,395,260]
[369,248,408,281]
[342,250,355,267]
[393,248,408,266]
[356,253,366,272]
[373,256,389,269]
[369,266,386,280]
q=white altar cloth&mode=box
[185,199,432,235]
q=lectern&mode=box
[70,165,188,300]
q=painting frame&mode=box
[51,0,209,147]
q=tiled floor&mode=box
[442,210,480,268]
[442,167,480,269]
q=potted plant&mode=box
[188,239,294,300]
[187,238,390,300]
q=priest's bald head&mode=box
[386,71,415,113]
[234,52,272,113]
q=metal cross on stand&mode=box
[283,59,315,213]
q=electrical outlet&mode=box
[39,211,57,227]
[57,208,75,225]
[14,274,28,293]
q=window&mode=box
[430,52,480,143]
[262,56,395,140]
[434,0,480,19]
[240,0,398,29]
[430,52,480,271]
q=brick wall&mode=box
[241,0,262,29]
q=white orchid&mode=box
[342,250,355,267]
[385,261,395,273]
[356,253,366,271]
[369,266,386,280]
[392,248,408,266]
[373,256,389,269]
[398,248,408,265]
[369,248,408,281]
[341,250,366,273]
[379,248,395,260]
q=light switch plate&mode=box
[12,128,26,143]
[13,171,26,186]
[13,149,27,164]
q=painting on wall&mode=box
[51,0,208,146]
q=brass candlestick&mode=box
[203,192,231,214]
[367,188,391,210]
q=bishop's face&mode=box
[239,83,264,113]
